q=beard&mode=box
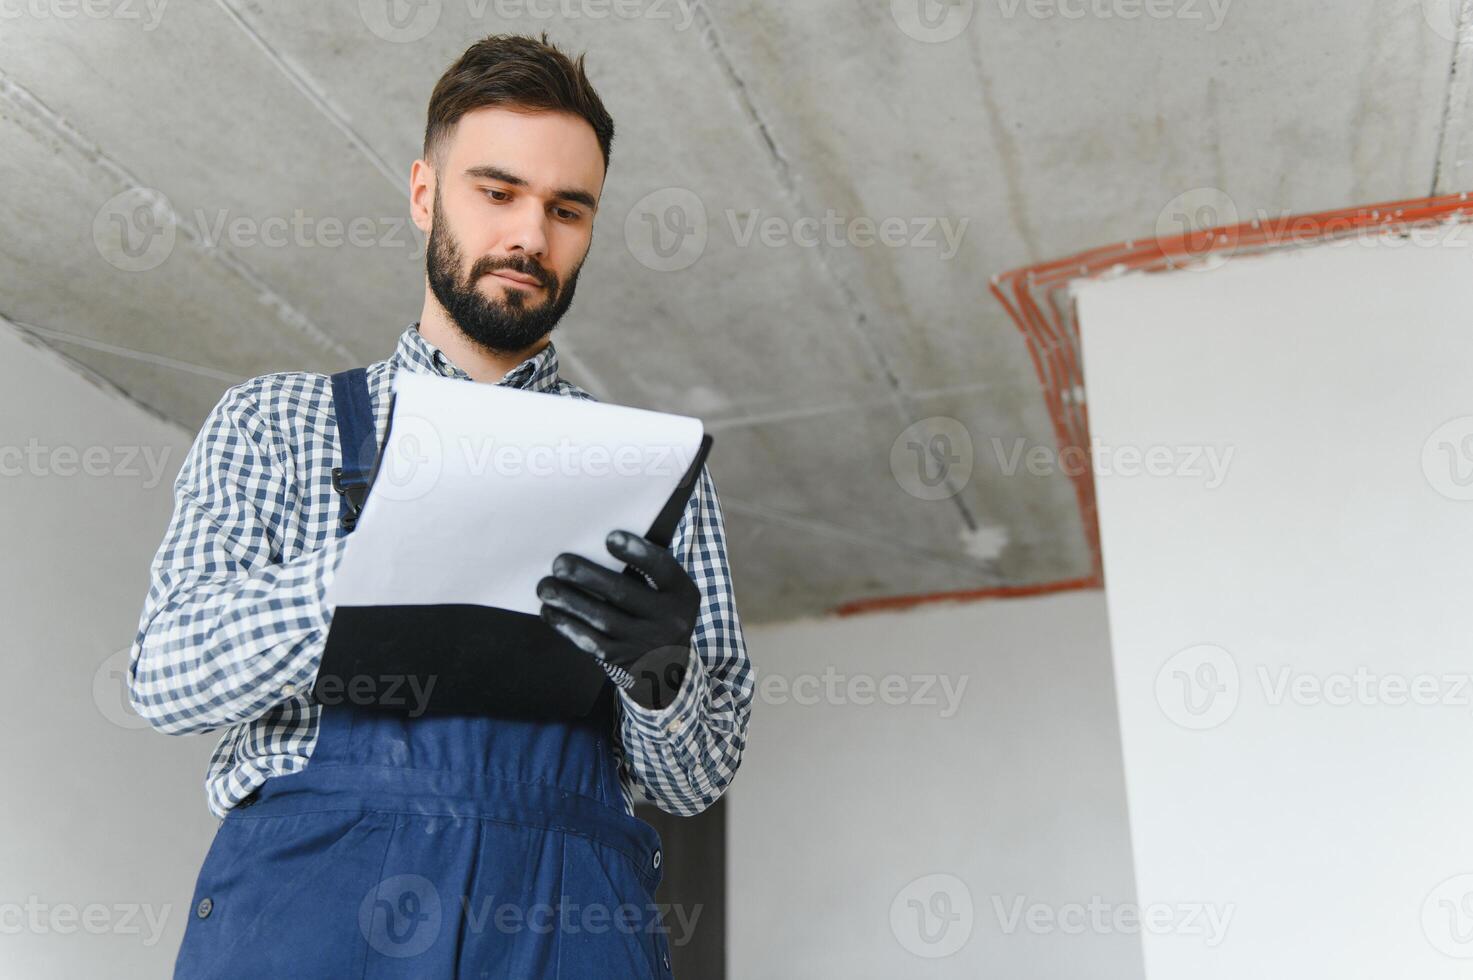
[426,185,583,355]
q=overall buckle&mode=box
[331,466,368,530]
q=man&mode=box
[128,33,751,978]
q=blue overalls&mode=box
[173,368,673,978]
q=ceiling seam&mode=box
[0,69,356,367]
[1431,0,1473,194]
[3,314,241,385]
[968,34,1041,262]
[687,2,909,405]
[720,496,997,579]
[212,0,407,199]
[688,2,981,533]
[706,380,995,432]
[0,313,191,434]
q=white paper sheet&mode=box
[324,371,705,613]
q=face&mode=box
[419,107,605,355]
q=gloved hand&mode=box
[537,529,700,709]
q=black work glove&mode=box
[536,529,700,710]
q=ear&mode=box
[409,158,435,236]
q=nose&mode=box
[503,199,550,261]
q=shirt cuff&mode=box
[596,658,636,690]
[618,645,706,739]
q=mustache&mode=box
[473,256,555,289]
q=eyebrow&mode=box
[463,165,599,212]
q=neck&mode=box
[417,290,550,383]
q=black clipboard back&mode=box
[312,431,714,720]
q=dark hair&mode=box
[423,32,615,174]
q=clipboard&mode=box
[311,418,713,721]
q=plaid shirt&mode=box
[128,323,752,820]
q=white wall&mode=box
[1077,239,1473,978]
[729,589,1143,979]
[0,324,216,979]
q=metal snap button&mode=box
[652,849,662,869]
[196,897,213,919]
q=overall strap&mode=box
[329,367,376,536]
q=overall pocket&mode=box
[557,834,666,979]
[172,807,391,979]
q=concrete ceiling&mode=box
[0,0,1463,622]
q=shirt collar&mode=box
[392,322,562,393]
